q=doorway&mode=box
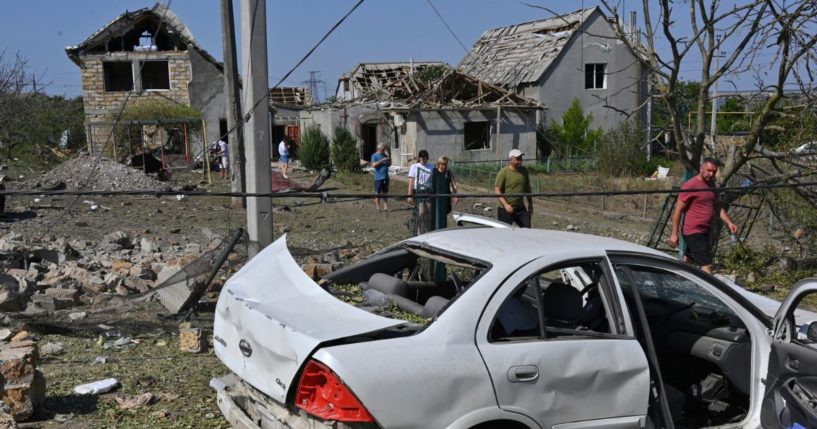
[360,124,378,161]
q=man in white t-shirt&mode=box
[217,139,229,179]
[407,150,433,234]
[278,139,290,178]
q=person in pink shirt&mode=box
[668,157,738,273]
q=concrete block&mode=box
[179,327,205,353]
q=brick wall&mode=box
[80,51,193,155]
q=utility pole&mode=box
[220,0,246,208]
[240,0,273,254]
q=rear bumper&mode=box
[211,373,361,429]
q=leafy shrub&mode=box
[595,120,651,177]
[299,125,330,171]
[330,126,361,173]
[547,99,603,158]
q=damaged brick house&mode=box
[305,62,543,166]
[269,87,313,159]
[458,7,648,133]
[65,3,226,162]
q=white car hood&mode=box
[213,235,402,404]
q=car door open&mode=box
[761,280,817,429]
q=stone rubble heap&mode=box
[0,230,217,314]
[34,155,172,192]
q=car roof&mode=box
[406,227,670,264]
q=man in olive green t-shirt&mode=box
[494,149,533,228]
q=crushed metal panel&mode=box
[213,235,402,404]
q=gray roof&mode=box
[65,2,221,70]
[458,7,598,89]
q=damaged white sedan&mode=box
[212,228,817,429]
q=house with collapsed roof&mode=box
[305,62,543,166]
[269,87,313,153]
[66,2,226,162]
[458,7,648,133]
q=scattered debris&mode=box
[115,392,155,409]
[74,378,119,395]
[0,340,46,421]
[179,324,205,353]
[39,343,64,356]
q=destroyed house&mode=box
[335,62,449,102]
[306,67,543,166]
[66,3,226,163]
[458,7,648,131]
[269,87,313,154]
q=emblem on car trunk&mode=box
[238,339,252,357]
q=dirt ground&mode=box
[0,160,665,428]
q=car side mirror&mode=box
[808,321,817,343]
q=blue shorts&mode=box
[280,155,289,163]
[374,179,389,194]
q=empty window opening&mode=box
[464,122,490,151]
[103,61,134,92]
[585,63,606,89]
[140,61,170,90]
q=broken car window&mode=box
[323,246,487,324]
[490,261,612,342]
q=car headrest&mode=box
[366,273,409,297]
[542,281,582,322]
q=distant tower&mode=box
[304,71,325,104]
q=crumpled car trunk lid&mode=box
[213,236,403,404]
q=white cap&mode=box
[508,149,524,159]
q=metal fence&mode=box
[450,157,596,190]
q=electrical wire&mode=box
[425,0,469,53]
[4,180,817,199]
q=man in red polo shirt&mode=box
[668,157,738,274]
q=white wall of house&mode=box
[534,11,647,131]
[408,109,537,162]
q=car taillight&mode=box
[295,359,375,423]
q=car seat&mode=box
[542,281,582,330]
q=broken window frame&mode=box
[139,60,171,91]
[585,63,607,90]
[489,260,618,343]
[103,61,135,92]
[464,121,491,151]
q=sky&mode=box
[0,0,621,100]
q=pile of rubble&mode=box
[0,230,220,314]
[34,155,172,192]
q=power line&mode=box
[425,0,469,53]
[5,180,817,199]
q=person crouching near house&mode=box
[494,149,533,228]
[370,143,390,212]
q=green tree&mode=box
[595,120,651,177]
[299,125,330,171]
[548,99,603,158]
[331,126,360,173]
